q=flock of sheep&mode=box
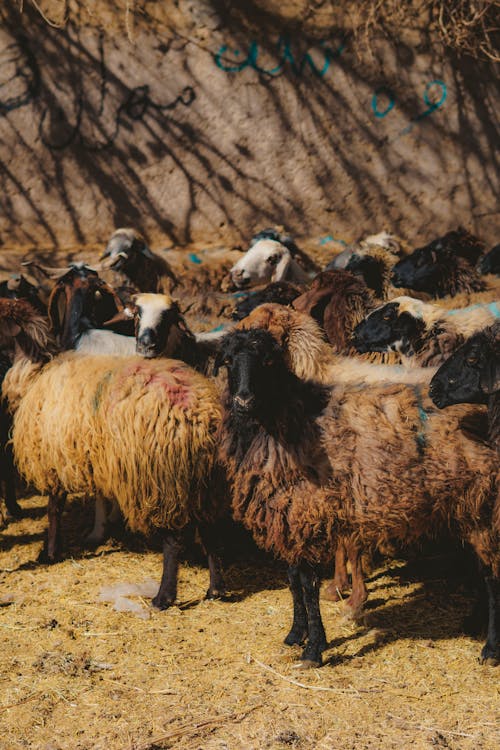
[0,225,499,669]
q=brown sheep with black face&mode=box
[216,326,499,668]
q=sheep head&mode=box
[430,322,500,408]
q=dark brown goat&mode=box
[216,328,499,667]
[292,270,376,354]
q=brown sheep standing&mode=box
[215,327,499,667]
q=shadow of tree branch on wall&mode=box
[0,2,498,249]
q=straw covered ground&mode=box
[1,240,499,749]
[1,495,499,750]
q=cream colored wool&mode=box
[237,304,433,386]
[5,353,221,535]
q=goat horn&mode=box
[103,308,135,326]
[21,261,73,279]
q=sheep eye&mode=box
[383,314,392,321]
[223,357,232,367]
[266,254,280,266]
[466,356,478,365]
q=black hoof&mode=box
[300,639,326,666]
[479,644,500,666]
[37,548,61,565]
[152,595,175,611]
[284,628,308,647]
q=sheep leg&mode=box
[197,521,226,600]
[284,564,308,647]
[4,470,22,519]
[152,530,183,610]
[41,492,67,563]
[85,496,109,547]
[344,545,368,614]
[322,542,350,601]
[480,574,500,666]
[298,562,328,667]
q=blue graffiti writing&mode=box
[371,79,447,135]
[400,80,447,135]
[371,87,396,119]
[215,36,345,78]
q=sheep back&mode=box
[12,354,222,534]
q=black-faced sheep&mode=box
[0,298,225,608]
[430,321,500,449]
[230,281,302,321]
[479,245,500,277]
[353,296,500,367]
[391,229,486,298]
[0,274,47,315]
[235,303,435,610]
[215,327,499,667]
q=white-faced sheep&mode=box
[215,326,499,667]
[353,296,500,367]
[0,298,225,608]
[99,229,241,332]
[229,239,316,290]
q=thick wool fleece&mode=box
[6,353,222,534]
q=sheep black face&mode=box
[0,275,46,315]
[479,244,500,276]
[215,330,287,417]
[231,282,301,321]
[352,302,425,355]
[391,245,446,291]
[345,253,384,298]
[430,330,500,408]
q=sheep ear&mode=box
[139,244,155,260]
[212,351,223,377]
[47,285,66,335]
[480,359,500,395]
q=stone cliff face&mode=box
[0,1,498,248]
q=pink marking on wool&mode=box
[116,362,193,409]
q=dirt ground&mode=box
[1,494,499,750]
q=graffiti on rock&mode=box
[372,80,448,134]
[0,32,196,151]
[215,36,345,78]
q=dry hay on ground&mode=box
[1,493,499,750]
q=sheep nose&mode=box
[139,330,156,347]
[234,394,254,411]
